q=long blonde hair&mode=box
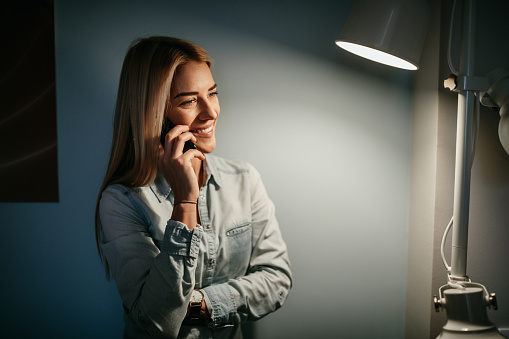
[95,36,212,277]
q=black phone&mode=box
[160,118,197,152]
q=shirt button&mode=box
[209,259,215,265]
[206,225,211,229]
[226,231,230,236]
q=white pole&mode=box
[450,0,477,279]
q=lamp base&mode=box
[436,287,506,338]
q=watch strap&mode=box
[184,290,206,326]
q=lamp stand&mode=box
[437,288,503,338]
[434,0,505,337]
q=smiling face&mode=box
[165,61,219,154]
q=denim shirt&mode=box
[99,154,292,338]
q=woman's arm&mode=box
[99,184,201,338]
[201,166,292,326]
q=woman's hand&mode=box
[158,125,205,228]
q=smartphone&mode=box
[160,118,197,152]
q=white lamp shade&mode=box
[490,79,509,155]
[336,0,430,70]
[480,69,509,156]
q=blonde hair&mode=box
[95,36,212,277]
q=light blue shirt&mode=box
[99,154,292,338]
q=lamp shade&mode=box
[480,68,509,156]
[336,0,430,70]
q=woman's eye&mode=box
[208,91,219,98]
[179,98,196,107]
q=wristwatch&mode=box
[187,289,205,321]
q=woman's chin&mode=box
[196,140,216,154]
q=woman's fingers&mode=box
[161,125,197,158]
[158,125,204,201]
[170,132,197,158]
[161,124,187,152]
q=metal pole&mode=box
[450,0,477,279]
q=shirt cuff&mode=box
[202,284,237,327]
[201,289,213,318]
[161,220,202,258]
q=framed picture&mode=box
[0,0,59,202]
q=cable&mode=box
[441,217,453,272]
[448,0,459,75]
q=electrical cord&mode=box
[448,0,459,76]
[441,217,453,273]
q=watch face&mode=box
[190,290,203,303]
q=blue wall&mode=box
[0,1,414,337]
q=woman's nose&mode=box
[200,99,219,119]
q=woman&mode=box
[95,36,292,339]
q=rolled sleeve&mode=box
[162,221,203,259]
[202,284,237,327]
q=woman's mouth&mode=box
[191,125,213,135]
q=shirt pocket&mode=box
[225,222,252,277]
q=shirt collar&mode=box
[205,154,222,188]
[149,170,172,203]
[149,154,222,203]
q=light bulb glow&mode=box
[336,41,418,71]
